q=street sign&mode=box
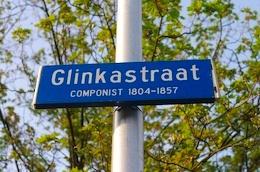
[33,59,219,109]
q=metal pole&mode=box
[112,0,143,171]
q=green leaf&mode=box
[12,27,31,43]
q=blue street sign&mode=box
[33,59,218,109]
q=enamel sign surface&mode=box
[33,60,218,109]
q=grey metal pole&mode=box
[112,0,143,171]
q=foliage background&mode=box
[0,0,259,171]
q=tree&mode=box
[0,0,259,171]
